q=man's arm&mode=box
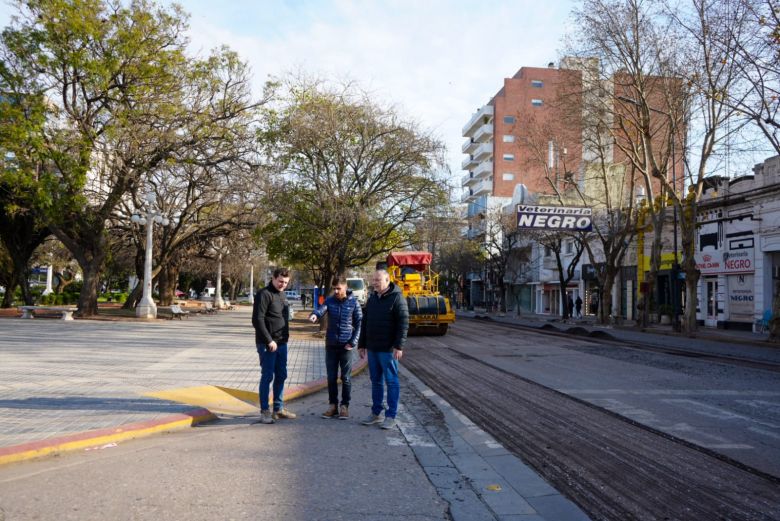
[253,291,274,345]
[392,293,409,350]
[349,300,362,346]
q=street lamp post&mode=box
[131,193,169,319]
[249,265,254,305]
[213,237,226,310]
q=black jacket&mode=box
[252,283,290,345]
[358,282,409,352]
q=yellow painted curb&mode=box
[144,358,368,415]
[0,409,216,466]
[145,386,258,416]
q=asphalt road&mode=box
[411,319,780,479]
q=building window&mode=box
[531,99,543,107]
[503,153,515,161]
[503,115,516,124]
[503,135,515,143]
[545,246,552,257]
[532,80,544,88]
[502,173,514,181]
[566,241,573,254]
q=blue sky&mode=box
[0,0,578,182]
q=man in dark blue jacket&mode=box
[309,276,362,419]
[358,269,409,430]
[252,267,297,424]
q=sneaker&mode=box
[361,413,383,426]
[380,416,397,430]
[322,404,338,419]
[273,409,297,420]
[338,405,349,420]
[259,409,275,424]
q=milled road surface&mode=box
[404,321,780,521]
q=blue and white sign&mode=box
[516,205,592,231]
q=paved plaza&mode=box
[0,307,325,448]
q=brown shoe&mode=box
[338,405,349,420]
[273,408,297,420]
[322,404,338,419]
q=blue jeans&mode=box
[257,342,288,412]
[367,350,400,418]
[325,347,353,406]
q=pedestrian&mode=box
[252,267,297,424]
[575,296,583,319]
[567,295,574,318]
[301,292,308,309]
[358,269,409,430]
[309,276,362,420]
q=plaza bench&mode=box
[170,304,190,319]
[19,306,78,320]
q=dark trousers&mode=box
[325,347,353,406]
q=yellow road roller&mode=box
[386,251,455,336]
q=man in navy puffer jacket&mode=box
[309,276,362,419]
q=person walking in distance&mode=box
[575,296,583,319]
[309,276,362,420]
[359,269,409,430]
[252,267,297,424]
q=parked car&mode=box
[347,278,367,305]
[284,290,301,301]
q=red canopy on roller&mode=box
[386,251,432,271]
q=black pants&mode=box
[325,347,353,406]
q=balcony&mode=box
[473,161,493,179]
[461,172,478,187]
[462,138,478,154]
[462,155,478,170]
[462,105,494,137]
[473,123,494,143]
[460,190,473,203]
[473,142,493,161]
[472,178,493,196]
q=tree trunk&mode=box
[683,269,700,335]
[158,263,177,306]
[124,282,143,309]
[77,262,102,316]
[600,271,617,325]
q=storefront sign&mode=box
[722,249,754,274]
[728,274,754,320]
[516,205,592,231]
[695,252,721,275]
[694,248,754,275]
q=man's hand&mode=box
[393,348,403,361]
[308,314,318,323]
[358,347,367,359]
[345,343,353,351]
[268,341,278,352]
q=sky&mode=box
[0,0,578,186]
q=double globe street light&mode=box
[131,192,169,319]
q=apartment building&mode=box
[461,60,586,230]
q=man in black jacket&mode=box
[358,269,409,430]
[252,267,297,424]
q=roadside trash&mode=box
[486,484,502,492]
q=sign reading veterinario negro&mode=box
[516,205,593,231]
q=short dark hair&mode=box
[273,267,290,279]
[331,275,347,287]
